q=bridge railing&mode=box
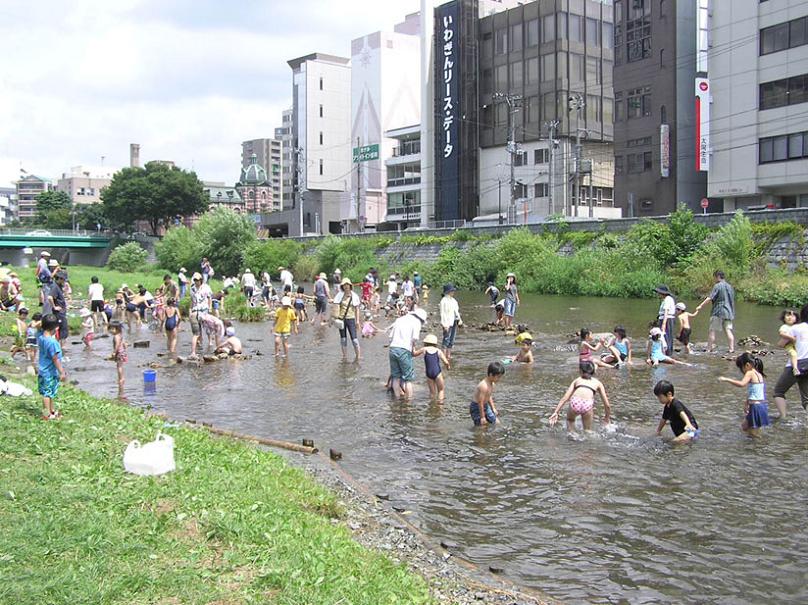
[0,228,112,238]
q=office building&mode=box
[15,174,50,219]
[274,109,294,209]
[708,0,808,210]
[56,165,115,206]
[350,13,421,230]
[0,187,17,225]
[384,124,422,226]
[612,0,707,216]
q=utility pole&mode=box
[544,119,560,215]
[494,92,523,224]
[568,94,585,218]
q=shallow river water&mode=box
[70,292,807,604]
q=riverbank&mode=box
[0,371,548,605]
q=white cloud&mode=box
[0,0,421,187]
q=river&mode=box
[69,292,808,604]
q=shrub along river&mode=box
[70,291,807,604]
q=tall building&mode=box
[0,187,17,225]
[476,0,617,221]
[289,53,352,235]
[242,138,283,212]
[350,13,421,230]
[612,0,708,217]
[708,0,808,210]
[15,174,50,219]
[56,165,116,206]
[274,109,294,209]
[236,154,276,214]
[384,124,422,226]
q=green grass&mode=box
[0,383,431,605]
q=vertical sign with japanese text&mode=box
[434,1,460,221]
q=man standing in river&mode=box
[696,270,735,353]
[388,308,427,399]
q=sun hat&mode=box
[650,327,664,337]
[0,276,9,283]
[414,271,419,275]
[423,334,439,346]
[281,296,292,306]
[389,274,396,279]
[192,272,203,281]
[80,308,91,317]
[654,285,674,296]
[335,268,342,273]
[277,266,285,271]
[180,267,187,272]
[40,251,50,257]
[319,272,327,279]
[506,272,516,278]
[48,259,59,267]
[244,268,252,273]
[340,277,352,287]
[442,283,457,295]
[411,308,427,322]
[225,326,236,336]
[675,302,687,311]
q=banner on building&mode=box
[660,124,670,178]
[695,78,710,172]
[434,1,461,221]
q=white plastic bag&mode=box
[123,432,175,476]
[0,378,33,397]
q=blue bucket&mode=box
[143,370,157,383]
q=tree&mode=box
[101,162,208,235]
[76,203,107,231]
[36,190,71,214]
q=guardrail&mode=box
[0,228,113,237]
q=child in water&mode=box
[80,308,95,350]
[675,302,699,354]
[470,361,505,425]
[549,361,612,433]
[579,328,612,369]
[719,352,770,436]
[361,312,379,338]
[163,297,180,353]
[25,311,42,364]
[602,325,632,366]
[414,334,451,401]
[646,327,691,367]
[109,320,127,399]
[654,380,699,443]
[778,309,800,375]
[511,338,534,363]
[294,286,308,325]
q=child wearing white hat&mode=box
[413,334,451,402]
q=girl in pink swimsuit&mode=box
[549,361,612,434]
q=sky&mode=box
[0,0,421,188]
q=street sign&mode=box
[700,198,709,209]
[352,144,380,163]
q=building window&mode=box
[482,32,493,57]
[319,77,323,90]
[496,102,508,127]
[510,23,523,50]
[586,56,601,84]
[542,54,555,82]
[603,22,614,49]
[629,0,651,18]
[570,53,584,82]
[760,73,808,110]
[319,104,323,117]
[587,95,601,123]
[586,18,600,46]
[534,148,549,164]
[570,14,584,43]
[615,0,623,23]
[614,92,624,121]
[615,155,624,175]
[482,68,493,92]
[526,57,539,85]
[603,98,613,124]
[319,132,323,145]
[513,151,526,167]
[527,95,540,123]
[557,13,567,40]
[626,136,653,147]
[495,64,508,91]
[514,183,528,199]
[543,14,555,42]
[510,61,523,88]
[614,22,623,64]
[761,17,807,55]
[759,131,808,163]
[627,151,652,173]
[626,16,651,62]
[534,183,549,198]
[627,86,651,118]
[527,19,540,47]
[495,28,508,53]
[319,159,324,175]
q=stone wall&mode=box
[765,232,808,271]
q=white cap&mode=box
[650,327,663,337]
[411,308,427,322]
[281,296,292,306]
[225,326,235,336]
[675,302,687,311]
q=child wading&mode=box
[80,308,94,350]
[719,352,770,436]
[109,320,128,399]
[38,314,66,420]
[273,296,297,357]
[470,361,505,426]
[646,327,692,367]
[549,361,612,433]
[414,334,451,401]
[654,380,699,443]
[778,309,800,375]
[164,297,180,353]
[675,302,699,354]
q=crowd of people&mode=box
[8,253,807,438]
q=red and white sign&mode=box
[695,78,710,172]
[700,197,709,209]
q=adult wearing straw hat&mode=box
[332,277,362,360]
[312,272,330,325]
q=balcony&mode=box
[391,141,421,157]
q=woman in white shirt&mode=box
[332,278,363,361]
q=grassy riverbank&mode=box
[0,381,431,604]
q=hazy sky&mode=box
[0,0,421,188]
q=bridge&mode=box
[0,229,113,249]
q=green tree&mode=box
[107,242,150,272]
[76,203,107,231]
[101,162,208,235]
[35,190,71,213]
[194,207,257,276]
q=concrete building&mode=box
[56,165,115,206]
[612,0,707,217]
[350,13,421,230]
[15,174,50,219]
[0,187,17,225]
[274,109,294,209]
[476,0,617,222]
[384,124,422,226]
[708,0,808,210]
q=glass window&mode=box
[586,56,601,84]
[773,135,788,161]
[496,102,508,127]
[791,74,808,105]
[534,148,549,164]
[557,13,568,40]
[790,17,806,47]
[603,97,614,124]
[481,32,493,57]
[642,89,652,116]
[542,54,555,81]
[615,0,623,23]
[527,19,540,47]
[570,14,583,42]
[495,29,508,54]
[526,57,539,85]
[510,23,523,50]
[543,15,555,42]
[495,64,508,90]
[759,138,773,163]
[510,61,523,87]
[615,155,624,174]
[614,92,624,121]
[543,92,556,120]
[603,22,614,48]
[760,78,787,110]
[789,133,804,159]
[527,96,540,123]
[557,53,567,79]
[587,95,600,122]
[761,22,789,54]
[643,151,653,171]
[570,53,584,81]
[627,153,640,173]
[586,18,600,46]
[482,68,493,93]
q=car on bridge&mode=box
[25,229,53,236]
